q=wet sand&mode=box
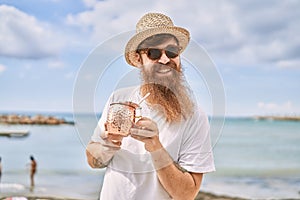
[195,191,247,200]
[0,191,248,200]
[2,190,300,200]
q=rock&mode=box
[0,114,74,125]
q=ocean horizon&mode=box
[0,111,299,199]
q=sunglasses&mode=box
[139,45,182,60]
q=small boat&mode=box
[0,130,30,137]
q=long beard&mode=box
[140,61,194,123]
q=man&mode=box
[86,13,215,200]
[29,155,37,187]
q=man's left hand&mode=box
[130,117,163,152]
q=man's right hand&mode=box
[101,131,125,147]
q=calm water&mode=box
[204,118,300,199]
[0,113,300,199]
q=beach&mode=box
[1,113,300,200]
[0,192,248,200]
[2,191,300,200]
[0,190,249,200]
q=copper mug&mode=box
[105,102,142,136]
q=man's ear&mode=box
[134,53,142,68]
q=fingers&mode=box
[130,117,159,139]
[135,117,158,132]
[101,131,124,141]
[101,131,124,147]
[130,127,157,138]
[101,117,158,146]
[107,133,124,141]
[110,140,122,146]
[107,133,123,146]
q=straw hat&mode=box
[125,13,190,67]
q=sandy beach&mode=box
[0,191,248,200]
[195,191,247,200]
[2,189,300,200]
[2,192,300,200]
[0,197,79,200]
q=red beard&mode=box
[140,61,194,122]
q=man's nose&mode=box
[158,52,170,64]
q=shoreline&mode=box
[198,191,298,200]
[1,191,247,200]
[2,191,299,200]
[196,191,247,200]
[2,191,300,200]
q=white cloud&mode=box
[66,0,145,40]
[0,5,65,59]
[64,71,75,79]
[257,101,293,113]
[0,64,7,73]
[276,59,300,69]
[197,1,300,67]
[48,60,65,69]
[65,0,300,69]
[83,0,99,8]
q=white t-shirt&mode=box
[91,86,215,200]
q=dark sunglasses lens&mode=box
[166,46,180,58]
[147,49,162,60]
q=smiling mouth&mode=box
[156,68,172,74]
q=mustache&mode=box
[152,60,179,72]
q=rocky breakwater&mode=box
[0,114,74,125]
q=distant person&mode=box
[29,155,37,187]
[0,157,2,183]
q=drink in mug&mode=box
[105,101,142,136]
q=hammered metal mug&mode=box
[105,101,142,136]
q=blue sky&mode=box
[0,0,299,116]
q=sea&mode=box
[0,112,299,200]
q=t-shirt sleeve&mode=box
[178,110,215,173]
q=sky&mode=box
[0,0,299,116]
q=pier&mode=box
[254,115,300,121]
